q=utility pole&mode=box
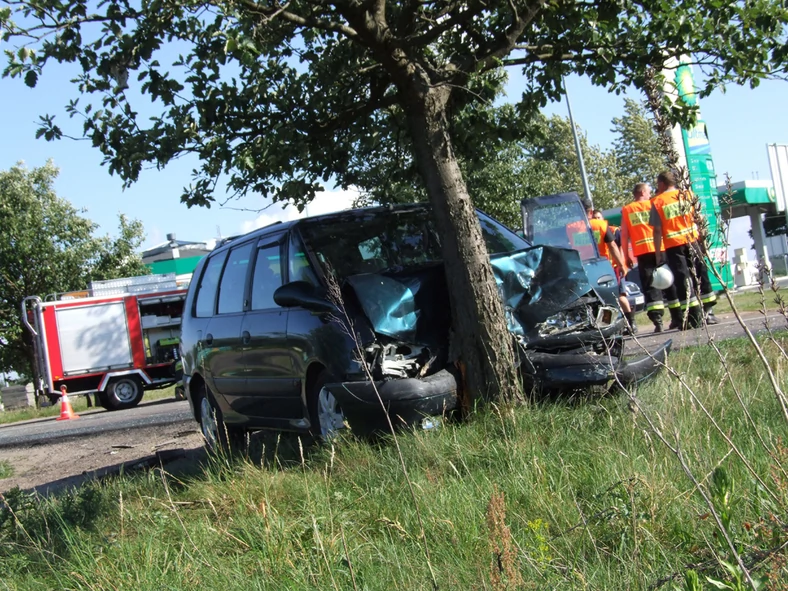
[564,77,592,207]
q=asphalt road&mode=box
[1,309,784,450]
[0,397,194,449]
[624,310,787,355]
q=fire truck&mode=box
[22,273,189,410]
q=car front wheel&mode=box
[308,370,345,440]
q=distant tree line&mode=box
[0,161,148,378]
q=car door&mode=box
[189,250,227,394]
[240,234,300,420]
[521,192,619,307]
[203,240,254,411]
[283,230,355,395]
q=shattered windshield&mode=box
[522,196,598,261]
[299,207,529,279]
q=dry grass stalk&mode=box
[486,486,523,591]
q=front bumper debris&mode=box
[520,339,672,389]
[325,368,458,436]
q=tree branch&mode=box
[471,0,546,72]
[233,0,359,39]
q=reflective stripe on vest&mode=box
[653,189,698,249]
[622,199,656,257]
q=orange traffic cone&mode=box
[56,386,79,421]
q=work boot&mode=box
[705,307,719,325]
[624,312,638,335]
[687,306,704,329]
[668,308,683,331]
[653,319,663,334]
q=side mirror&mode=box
[274,281,337,315]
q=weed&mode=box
[0,459,13,479]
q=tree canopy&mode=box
[2,1,785,208]
[611,98,670,195]
[2,0,786,402]
[0,161,148,377]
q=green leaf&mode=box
[705,578,732,590]
[24,69,37,87]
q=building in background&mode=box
[141,233,214,281]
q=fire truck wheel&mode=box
[197,384,246,454]
[104,376,144,410]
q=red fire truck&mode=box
[22,273,188,410]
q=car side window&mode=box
[217,242,254,314]
[251,243,284,310]
[288,233,319,285]
[194,250,228,317]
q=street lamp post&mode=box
[564,77,592,207]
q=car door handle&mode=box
[597,274,615,285]
[204,333,213,347]
[242,330,251,345]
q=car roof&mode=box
[213,202,433,254]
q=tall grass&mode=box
[2,335,787,590]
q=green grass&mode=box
[0,385,178,426]
[713,288,786,316]
[1,338,787,590]
[0,461,13,479]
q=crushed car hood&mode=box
[345,245,592,342]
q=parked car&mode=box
[181,203,670,448]
[622,278,646,312]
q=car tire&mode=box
[103,376,144,410]
[196,383,246,454]
[307,370,345,440]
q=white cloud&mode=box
[241,188,361,235]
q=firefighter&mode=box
[583,200,638,334]
[649,171,718,329]
[620,182,683,333]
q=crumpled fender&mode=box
[614,339,672,385]
[519,339,672,388]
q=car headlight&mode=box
[623,281,640,295]
[538,307,591,336]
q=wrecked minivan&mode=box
[180,203,670,447]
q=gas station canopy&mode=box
[717,180,777,218]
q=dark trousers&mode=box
[637,252,679,322]
[664,241,717,314]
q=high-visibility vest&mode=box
[566,219,596,260]
[652,188,699,249]
[589,218,609,259]
[622,199,656,257]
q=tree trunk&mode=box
[403,84,521,406]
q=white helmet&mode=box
[652,264,674,290]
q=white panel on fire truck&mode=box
[56,302,133,373]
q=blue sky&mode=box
[0,57,786,257]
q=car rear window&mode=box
[217,242,253,314]
[194,250,228,317]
